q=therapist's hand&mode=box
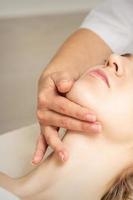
[32,27,112,164]
[32,71,101,164]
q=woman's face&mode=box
[67,54,133,144]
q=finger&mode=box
[47,96,96,122]
[32,133,47,165]
[38,109,101,133]
[37,72,96,122]
[44,126,69,162]
[51,71,79,93]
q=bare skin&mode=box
[33,28,112,164]
[1,54,133,200]
[0,132,131,200]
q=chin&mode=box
[66,84,96,110]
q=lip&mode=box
[88,69,110,88]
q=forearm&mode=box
[42,28,112,77]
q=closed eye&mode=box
[121,53,132,58]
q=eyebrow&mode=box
[121,53,132,57]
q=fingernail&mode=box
[31,160,37,165]
[91,124,102,132]
[58,151,65,162]
[31,156,41,165]
[31,159,37,165]
[61,79,69,82]
[58,151,68,162]
[85,114,96,122]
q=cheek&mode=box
[100,94,133,143]
[66,79,109,111]
[66,83,99,116]
[67,81,133,144]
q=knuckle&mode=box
[49,139,62,152]
[58,103,66,113]
[36,147,44,154]
[38,93,47,107]
[50,140,58,151]
[36,110,47,124]
[36,110,43,120]
[81,122,89,131]
[46,134,52,145]
[42,115,47,124]
[60,118,68,128]
[75,111,82,119]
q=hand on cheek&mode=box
[33,72,102,164]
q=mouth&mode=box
[88,69,110,88]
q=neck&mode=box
[17,130,132,200]
[62,130,132,200]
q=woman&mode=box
[0,53,133,200]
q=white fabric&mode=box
[0,187,20,200]
[80,0,133,54]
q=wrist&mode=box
[40,28,112,80]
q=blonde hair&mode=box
[101,167,133,200]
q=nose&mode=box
[105,54,124,77]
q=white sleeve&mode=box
[80,0,133,54]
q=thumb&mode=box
[52,72,75,93]
[57,79,74,93]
